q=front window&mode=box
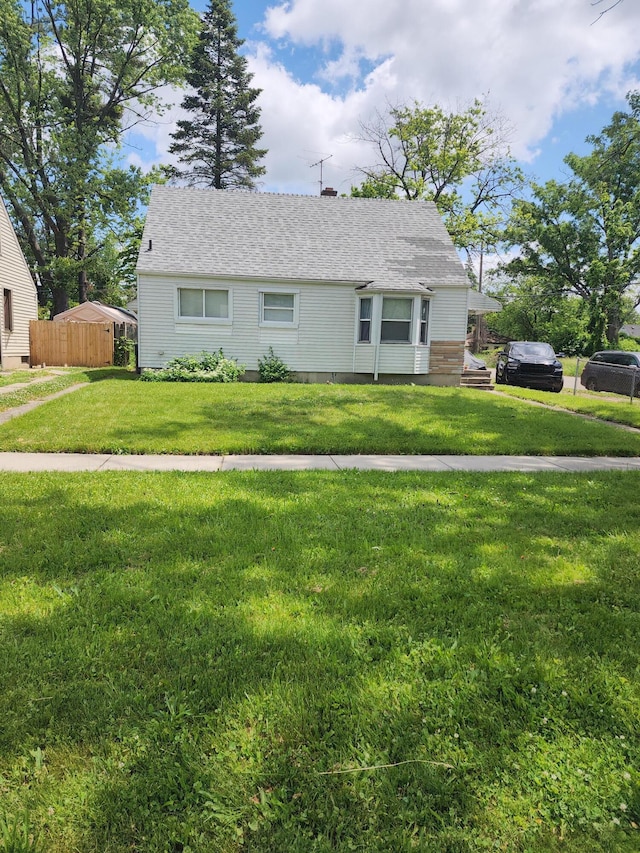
[3,289,12,332]
[178,287,228,320]
[358,297,372,343]
[261,292,296,325]
[381,297,412,343]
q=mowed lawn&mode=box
[0,471,639,851]
[0,377,639,455]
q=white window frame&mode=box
[259,288,299,328]
[357,296,372,343]
[175,285,232,326]
[419,297,431,345]
[380,296,414,344]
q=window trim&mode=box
[357,296,372,343]
[259,288,299,328]
[380,296,414,344]
[3,288,13,332]
[175,285,232,325]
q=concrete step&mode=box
[460,370,494,390]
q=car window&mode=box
[511,343,554,358]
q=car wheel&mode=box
[585,377,598,392]
[552,385,562,393]
[495,368,504,385]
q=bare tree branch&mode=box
[591,0,624,25]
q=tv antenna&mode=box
[310,154,332,193]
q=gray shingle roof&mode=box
[137,186,469,290]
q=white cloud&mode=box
[126,0,640,195]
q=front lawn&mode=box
[0,471,638,851]
[0,379,638,456]
[495,384,640,430]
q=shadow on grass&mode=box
[0,471,638,850]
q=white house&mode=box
[136,186,484,384]
[0,195,38,369]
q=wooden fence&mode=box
[30,321,114,367]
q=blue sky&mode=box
[127,0,640,197]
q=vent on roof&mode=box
[320,187,338,197]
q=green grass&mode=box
[0,470,638,851]
[0,379,638,456]
[495,384,640,430]
[0,368,127,413]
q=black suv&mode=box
[495,341,563,392]
[580,351,640,396]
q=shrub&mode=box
[258,347,293,383]
[618,335,640,352]
[140,350,245,382]
[114,337,135,367]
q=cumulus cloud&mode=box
[128,0,640,194]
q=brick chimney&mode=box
[320,187,338,197]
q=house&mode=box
[0,195,38,369]
[53,301,138,341]
[136,186,488,384]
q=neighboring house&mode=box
[136,186,488,384]
[0,195,38,369]
[621,323,640,340]
[53,301,138,341]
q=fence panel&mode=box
[30,321,114,367]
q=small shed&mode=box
[54,301,138,341]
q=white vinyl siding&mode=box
[137,274,469,377]
[0,197,38,368]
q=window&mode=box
[261,292,296,325]
[3,289,12,332]
[419,298,430,344]
[380,297,412,343]
[358,297,372,343]
[178,287,228,320]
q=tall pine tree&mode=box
[168,0,267,189]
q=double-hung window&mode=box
[380,297,413,343]
[260,291,297,325]
[178,287,229,322]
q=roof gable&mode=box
[137,187,469,290]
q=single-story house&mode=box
[136,186,495,384]
[53,300,138,341]
[0,195,38,369]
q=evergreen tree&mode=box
[168,0,267,189]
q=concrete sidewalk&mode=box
[0,452,639,472]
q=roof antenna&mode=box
[310,155,332,194]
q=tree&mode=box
[504,92,640,352]
[0,0,199,314]
[485,276,589,355]
[351,98,524,257]
[168,0,267,189]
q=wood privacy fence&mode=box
[30,321,114,367]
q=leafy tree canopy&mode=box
[0,0,199,314]
[351,98,524,257]
[503,91,640,352]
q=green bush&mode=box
[257,347,293,383]
[113,337,135,367]
[140,350,245,383]
[618,335,640,351]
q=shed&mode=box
[54,301,138,341]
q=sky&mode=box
[125,0,640,198]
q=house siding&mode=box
[139,275,468,383]
[0,197,38,369]
[138,275,357,372]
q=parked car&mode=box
[495,341,563,392]
[580,350,640,396]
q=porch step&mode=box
[460,370,494,391]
